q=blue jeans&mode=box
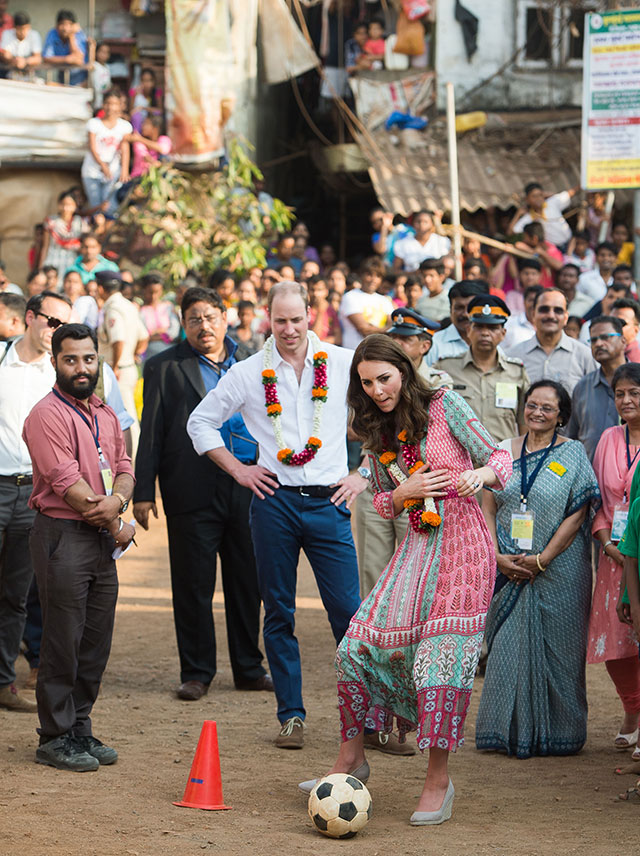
[249,489,360,723]
[82,175,119,218]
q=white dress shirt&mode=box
[577,269,612,307]
[392,233,451,271]
[0,338,133,475]
[188,338,354,486]
[513,191,572,247]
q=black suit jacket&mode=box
[134,339,226,516]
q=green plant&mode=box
[117,138,293,282]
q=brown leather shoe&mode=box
[24,667,38,691]
[176,680,209,701]
[234,674,274,692]
[275,716,305,749]
[364,731,416,756]
[0,684,38,712]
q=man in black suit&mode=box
[133,287,271,700]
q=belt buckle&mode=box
[299,486,310,497]
[16,474,30,486]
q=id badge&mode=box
[101,467,113,496]
[495,382,518,409]
[611,503,629,543]
[511,511,534,550]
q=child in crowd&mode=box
[564,229,596,273]
[307,275,341,345]
[565,315,583,339]
[128,114,172,179]
[129,66,162,132]
[28,223,44,270]
[92,42,111,109]
[230,300,265,355]
[345,22,371,74]
[364,18,386,69]
[612,222,635,266]
[403,274,424,310]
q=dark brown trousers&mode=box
[29,513,118,740]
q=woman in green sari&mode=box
[475,380,600,758]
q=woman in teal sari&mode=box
[475,380,600,758]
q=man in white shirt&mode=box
[392,210,451,272]
[0,11,41,80]
[0,260,23,296]
[425,280,488,365]
[502,284,542,354]
[577,242,617,309]
[187,282,368,749]
[509,182,578,249]
[338,260,393,350]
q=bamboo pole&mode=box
[446,82,463,280]
[440,224,536,260]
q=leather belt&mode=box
[279,484,335,499]
[0,473,33,485]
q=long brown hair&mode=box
[348,334,436,454]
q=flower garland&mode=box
[262,331,329,466]
[379,429,442,534]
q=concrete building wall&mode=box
[435,0,583,111]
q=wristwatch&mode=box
[357,466,372,481]
[114,492,129,514]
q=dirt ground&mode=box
[1,503,637,856]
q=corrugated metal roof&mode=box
[359,124,583,214]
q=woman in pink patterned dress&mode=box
[299,335,511,825]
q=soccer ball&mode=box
[308,773,372,839]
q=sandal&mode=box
[614,728,639,750]
[617,786,640,802]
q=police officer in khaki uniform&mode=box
[435,295,529,443]
[96,271,148,451]
[387,307,453,391]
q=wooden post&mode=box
[598,191,615,243]
[446,82,462,280]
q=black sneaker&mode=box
[35,734,99,772]
[74,735,118,765]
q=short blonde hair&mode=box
[267,280,309,313]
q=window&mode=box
[517,1,598,69]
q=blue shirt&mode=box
[425,324,468,365]
[194,336,257,464]
[43,26,89,85]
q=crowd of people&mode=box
[4,163,640,821]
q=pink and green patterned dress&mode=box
[336,390,512,752]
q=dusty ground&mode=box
[1,504,637,856]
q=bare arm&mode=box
[517,505,587,577]
[119,139,130,182]
[88,131,111,179]
[481,487,532,581]
[111,341,124,372]
[347,312,388,338]
[594,525,624,566]
[38,229,51,268]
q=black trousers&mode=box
[165,474,265,685]
[29,513,117,739]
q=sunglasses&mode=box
[537,306,566,315]
[36,311,65,329]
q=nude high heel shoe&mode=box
[409,779,454,826]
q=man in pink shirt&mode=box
[23,323,134,772]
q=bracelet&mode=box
[116,517,123,534]
[603,540,613,553]
[536,553,546,572]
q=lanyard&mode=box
[624,425,640,502]
[53,388,106,463]
[519,431,557,509]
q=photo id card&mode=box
[511,511,534,550]
[495,382,518,409]
[611,503,629,543]
[100,467,113,497]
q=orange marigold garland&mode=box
[379,430,442,534]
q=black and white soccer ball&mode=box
[308,773,372,839]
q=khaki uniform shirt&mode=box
[434,348,529,443]
[98,291,147,369]
[418,361,453,390]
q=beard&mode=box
[56,369,99,400]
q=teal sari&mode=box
[475,439,600,758]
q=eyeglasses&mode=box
[524,402,559,415]
[185,313,223,329]
[36,311,64,329]
[589,332,622,344]
[537,306,566,315]
[614,389,640,400]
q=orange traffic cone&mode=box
[173,720,232,811]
